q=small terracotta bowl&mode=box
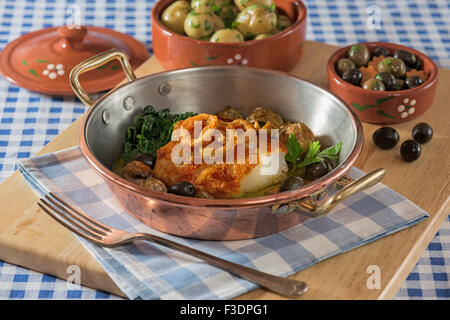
[151,0,307,71]
[327,42,438,124]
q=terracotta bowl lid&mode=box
[0,25,149,95]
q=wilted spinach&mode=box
[123,106,196,162]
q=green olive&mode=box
[377,57,406,78]
[362,78,386,91]
[233,5,277,38]
[347,44,370,67]
[211,0,232,13]
[184,12,216,39]
[210,28,244,42]
[336,58,356,76]
[234,0,274,11]
[161,0,191,34]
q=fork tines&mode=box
[37,192,111,243]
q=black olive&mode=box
[394,49,417,68]
[372,127,399,149]
[375,72,398,91]
[405,75,424,89]
[280,176,305,191]
[373,46,390,57]
[412,122,433,144]
[305,161,329,179]
[168,182,196,197]
[400,140,421,162]
[132,153,156,169]
[342,68,362,86]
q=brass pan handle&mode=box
[275,168,386,218]
[69,49,137,108]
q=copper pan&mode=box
[71,50,385,240]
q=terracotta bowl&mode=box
[151,0,307,71]
[327,42,438,124]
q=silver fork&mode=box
[38,192,307,298]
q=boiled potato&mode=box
[211,0,232,13]
[234,0,274,11]
[191,0,230,13]
[234,5,277,38]
[211,12,225,30]
[161,0,191,34]
[217,4,239,27]
[275,14,292,32]
[254,33,271,40]
[184,12,217,39]
[210,28,244,42]
[191,0,214,12]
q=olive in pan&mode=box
[347,44,370,67]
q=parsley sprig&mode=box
[285,134,342,176]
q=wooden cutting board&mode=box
[0,41,449,300]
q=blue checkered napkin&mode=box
[17,147,428,300]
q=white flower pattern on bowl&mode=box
[42,63,65,79]
[226,54,248,66]
[397,98,416,118]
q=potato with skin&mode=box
[279,122,316,155]
[211,0,232,13]
[161,0,191,34]
[234,0,273,11]
[191,0,214,12]
[274,14,292,32]
[246,106,284,128]
[184,12,216,39]
[210,28,244,42]
[211,12,225,30]
[254,33,271,40]
[234,5,277,38]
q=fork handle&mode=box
[130,232,307,298]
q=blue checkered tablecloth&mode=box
[0,0,448,300]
